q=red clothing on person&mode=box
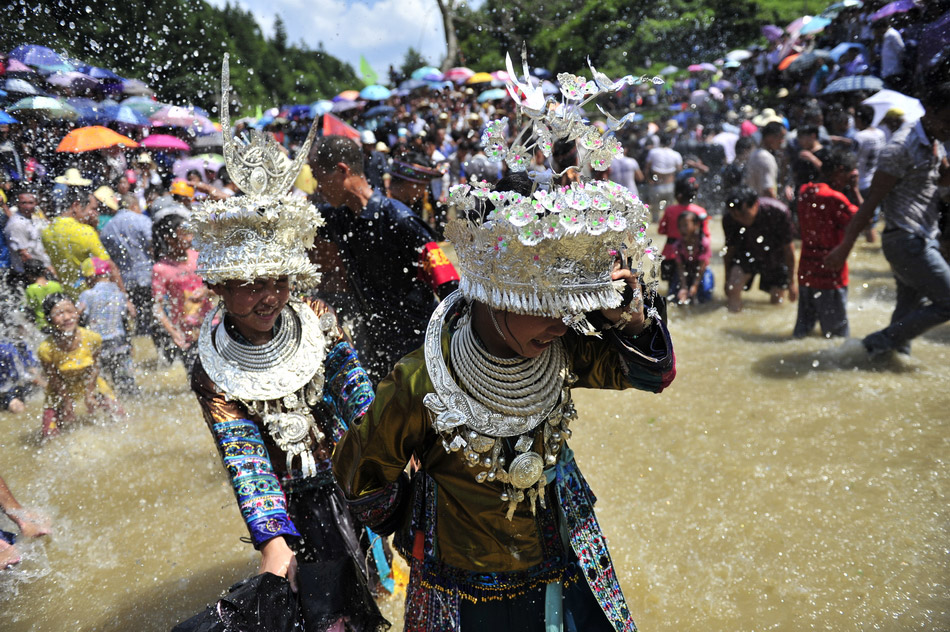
[152,249,214,345]
[797,182,857,289]
[658,203,710,259]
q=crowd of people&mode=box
[0,0,948,629]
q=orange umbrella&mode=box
[466,72,494,85]
[57,125,139,153]
[335,90,360,101]
[777,53,800,71]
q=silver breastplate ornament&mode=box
[423,292,579,519]
[198,298,337,477]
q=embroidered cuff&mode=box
[213,418,301,547]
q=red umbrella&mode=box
[141,134,190,150]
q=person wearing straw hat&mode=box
[334,56,676,632]
[184,56,387,630]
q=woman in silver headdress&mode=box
[333,56,676,632]
[184,56,387,631]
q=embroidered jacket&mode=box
[192,298,374,547]
[333,301,675,631]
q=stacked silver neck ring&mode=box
[216,307,301,372]
[450,318,564,418]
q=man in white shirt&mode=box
[4,190,54,283]
[645,135,683,220]
[874,19,906,92]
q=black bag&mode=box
[171,572,299,632]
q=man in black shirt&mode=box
[309,135,459,384]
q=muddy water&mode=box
[1,232,948,631]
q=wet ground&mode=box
[1,229,948,631]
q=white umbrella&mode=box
[726,49,753,62]
[862,89,924,128]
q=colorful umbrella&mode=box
[444,67,475,83]
[4,78,39,95]
[5,59,35,74]
[76,65,122,81]
[786,49,832,73]
[9,44,69,68]
[150,105,214,131]
[56,126,139,152]
[870,0,916,22]
[46,71,99,92]
[334,90,360,102]
[398,78,428,92]
[104,104,151,126]
[725,49,753,62]
[411,66,442,81]
[310,100,334,117]
[800,16,832,35]
[822,75,883,95]
[121,78,153,96]
[762,24,784,41]
[364,105,396,119]
[778,54,801,71]
[491,70,511,83]
[359,84,392,101]
[476,88,508,103]
[7,96,78,119]
[821,0,863,18]
[862,89,924,128]
[659,65,680,76]
[66,97,110,125]
[121,96,164,116]
[0,111,19,125]
[140,134,190,151]
[466,72,494,85]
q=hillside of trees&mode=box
[0,0,360,115]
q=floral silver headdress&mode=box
[446,50,663,326]
[191,54,324,288]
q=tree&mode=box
[400,47,431,79]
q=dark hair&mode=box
[761,121,785,138]
[16,187,37,199]
[820,148,857,178]
[186,169,202,180]
[309,135,364,176]
[798,125,820,137]
[677,210,701,228]
[42,292,72,325]
[854,105,875,126]
[153,214,186,260]
[23,258,46,284]
[674,175,699,203]
[63,186,92,209]
[725,186,759,213]
[735,136,755,156]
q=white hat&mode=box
[359,130,377,144]
[54,168,92,187]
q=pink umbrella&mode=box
[141,134,190,151]
[491,70,511,83]
[6,59,34,74]
[444,67,475,83]
[46,71,99,92]
[150,105,215,132]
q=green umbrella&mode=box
[121,96,164,117]
[7,95,78,120]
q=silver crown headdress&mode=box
[446,50,663,323]
[191,54,324,288]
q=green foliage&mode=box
[454,0,791,76]
[400,48,432,79]
[0,0,359,115]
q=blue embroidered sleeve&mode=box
[212,418,301,548]
[322,339,375,443]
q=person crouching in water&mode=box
[37,293,122,439]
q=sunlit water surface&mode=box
[1,231,948,631]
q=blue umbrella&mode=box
[822,75,883,95]
[310,100,334,117]
[9,44,68,68]
[828,43,867,62]
[77,64,121,80]
[411,66,442,81]
[66,97,110,125]
[360,84,392,101]
[104,104,151,126]
[399,78,428,92]
[477,88,508,103]
[800,16,832,35]
[0,111,18,124]
[364,104,396,119]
